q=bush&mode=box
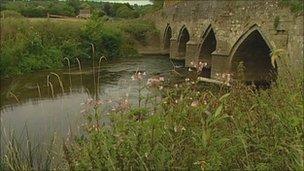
[0,10,23,18]
[120,20,159,45]
[0,17,147,76]
[81,19,121,58]
[48,2,76,17]
[0,18,84,76]
[21,5,47,17]
[116,5,139,19]
[2,1,78,17]
[91,9,106,19]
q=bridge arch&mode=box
[177,25,190,58]
[228,24,277,82]
[198,24,217,78]
[163,24,172,50]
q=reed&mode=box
[89,43,97,99]
[1,124,59,170]
[36,83,41,98]
[76,57,83,90]
[97,55,108,96]
[46,76,55,98]
[9,91,19,103]
[25,123,33,169]
[44,133,56,170]
[47,72,64,94]
[64,57,72,92]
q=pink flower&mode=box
[215,73,232,86]
[191,100,199,107]
[147,76,165,87]
[131,71,144,81]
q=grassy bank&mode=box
[1,60,302,170]
[0,17,158,77]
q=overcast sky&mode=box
[99,0,152,5]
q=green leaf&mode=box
[214,105,223,118]
[219,93,230,101]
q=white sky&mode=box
[99,0,152,5]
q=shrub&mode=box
[21,5,47,17]
[48,2,76,16]
[0,18,84,76]
[120,20,159,45]
[116,5,139,19]
[0,17,146,76]
[0,10,23,18]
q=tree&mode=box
[102,2,115,17]
[116,5,139,19]
[67,0,81,14]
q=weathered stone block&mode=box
[211,54,229,79]
[185,41,199,66]
[170,38,180,59]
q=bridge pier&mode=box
[210,53,229,79]
[169,38,181,60]
[185,41,199,66]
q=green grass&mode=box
[0,17,157,77]
[1,63,303,170]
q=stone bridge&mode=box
[146,0,303,83]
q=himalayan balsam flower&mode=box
[191,100,199,107]
[131,71,145,81]
[80,98,104,114]
[190,61,208,73]
[147,76,165,89]
[215,73,232,86]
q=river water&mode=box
[0,56,187,146]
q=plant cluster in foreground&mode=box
[63,67,303,170]
[1,62,303,170]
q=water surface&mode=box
[0,56,183,144]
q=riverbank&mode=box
[0,17,159,78]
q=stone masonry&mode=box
[145,0,303,82]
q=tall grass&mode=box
[61,60,303,170]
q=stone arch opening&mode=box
[177,26,190,58]
[198,26,216,78]
[163,24,172,50]
[230,27,277,84]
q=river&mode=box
[0,55,187,147]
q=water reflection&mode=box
[0,56,178,141]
